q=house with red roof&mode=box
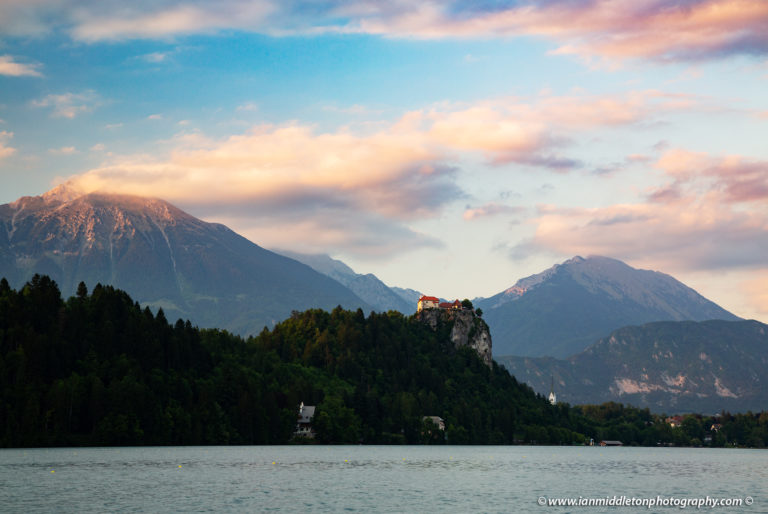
[417,295,439,311]
[419,296,465,312]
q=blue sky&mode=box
[1,0,767,320]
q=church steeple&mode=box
[548,376,557,405]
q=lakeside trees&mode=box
[1,275,766,448]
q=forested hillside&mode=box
[0,275,585,446]
[1,275,766,448]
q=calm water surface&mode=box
[1,445,766,512]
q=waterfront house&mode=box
[294,402,316,439]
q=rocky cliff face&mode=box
[416,309,492,367]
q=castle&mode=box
[417,296,463,312]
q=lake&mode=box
[1,445,766,512]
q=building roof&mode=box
[298,404,316,424]
[418,296,439,303]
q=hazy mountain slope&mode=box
[478,256,739,358]
[275,250,415,313]
[390,286,423,306]
[0,186,370,335]
[498,320,768,413]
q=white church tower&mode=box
[548,376,557,406]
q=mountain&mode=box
[0,185,370,335]
[497,319,768,413]
[476,256,739,358]
[390,286,423,305]
[275,250,416,314]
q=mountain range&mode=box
[497,319,768,413]
[0,185,370,335]
[274,250,416,314]
[2,187,764,414]
[475,256,739,358]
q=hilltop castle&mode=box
[417,296,464,312]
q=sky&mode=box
[0,0,767,321]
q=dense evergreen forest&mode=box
[1,275,767,447]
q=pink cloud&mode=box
[509,148,768,273]
[5,1,767,62]
[463,203,523,221]
[70,2,274,42]
[418,90,691,167]
[654,149,768,203]
[64,92,705,257]
[516,196,768,272]
[66,121,456,256]
[344,0,768,62]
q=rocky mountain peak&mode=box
[40,182,87,204]
[1,188,370,335]
[477,255,739,358]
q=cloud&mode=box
[463,203,524,221]
[0,55,43,77]
[415,90,698,168]
[653,149,768,203]
[139,51,171,63]
[321,103,381,116]
[4,1,767,62]
[345,0,768,62]
[49,146,78,155]
[62,91,701,257]
[31,91,100,119]
[69,1,275,42]
[147,113,163,120]
[236,102,259,112]
[506,148,768,273]
[509,199,768,272]
[0,131,16,160]
[66,121,460,256]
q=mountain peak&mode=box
[41,182,88,204]
[0,190,370,335]
[478,255,739,358]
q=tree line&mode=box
[1,275,765,447]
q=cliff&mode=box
[416,309,492,367]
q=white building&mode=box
[294,402,316,439]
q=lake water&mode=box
[1,445,766,512]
